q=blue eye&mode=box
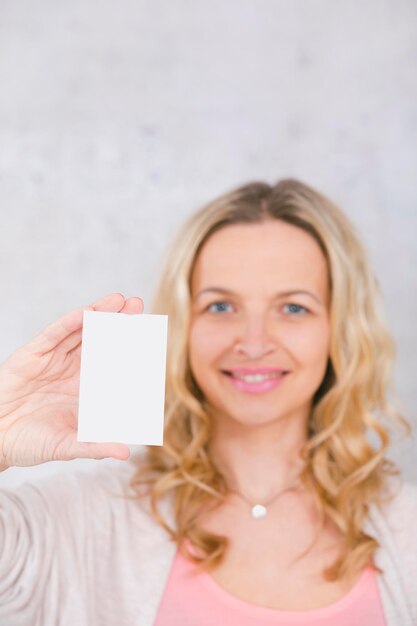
[207,301,232,313]
[283,303,308,315]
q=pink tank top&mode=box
[154,549,386,625]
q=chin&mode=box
[214,405,289,428]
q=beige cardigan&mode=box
[0,453,416,626]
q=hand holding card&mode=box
[0,293,146,469]
[77,311,167,446]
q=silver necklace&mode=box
[227,478,302,519]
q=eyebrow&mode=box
[194,287,324,305]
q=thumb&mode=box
[67,441,131,462]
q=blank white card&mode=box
[77,311,168,445]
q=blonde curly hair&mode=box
[130,178,411,582]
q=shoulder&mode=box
[0,450,176,624]
[2,447,161,534]
[375,478,417,527]
[367,477,417,536]
[365,478,417,622]
[365,477,417,572]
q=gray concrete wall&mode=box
[1,0,416,486]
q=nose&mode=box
[233,314,276,360]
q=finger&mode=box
[68,342,82,359]
[29,293,127,355]
[120,297,144,314]
[30,307,93,355]
[62,296,143,356]
[54,328,83,354]
[65,298,144,358]
[90,292,126,312]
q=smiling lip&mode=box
[221,367,290,395]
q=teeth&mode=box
[233,372,284,382]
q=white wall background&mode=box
[1,0,416,486]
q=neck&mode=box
[208,411,309,503]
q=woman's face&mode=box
[188,219,330,429]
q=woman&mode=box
[0,179,415,626]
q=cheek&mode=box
[308,322,330,365]
[285,320,330,364]
[188,321,229,372]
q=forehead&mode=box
[191,220,329,299]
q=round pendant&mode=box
[251,504,267,519]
